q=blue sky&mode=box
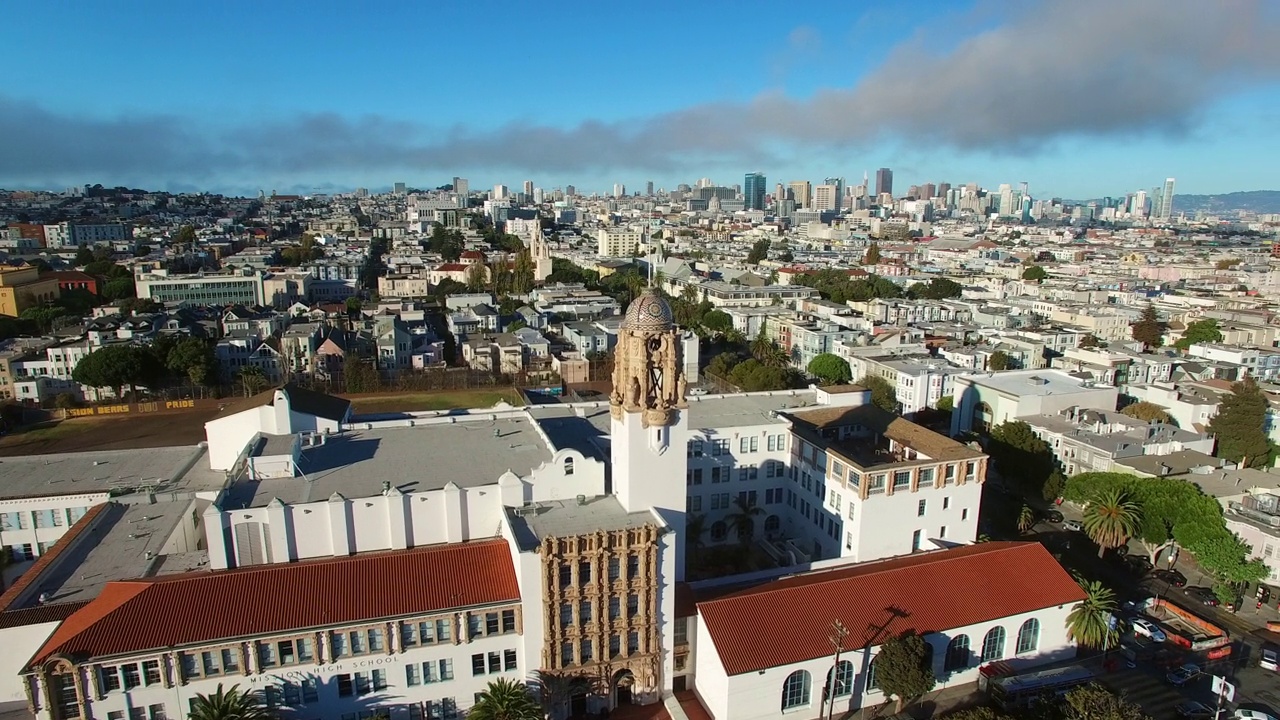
[3,0,1279,198]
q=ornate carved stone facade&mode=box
[609,290,687,427]
[538,525,663,706]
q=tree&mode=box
[238,366,268,397]
[530,672,595,720]
[1066,580,1118,650]
[701,310,734,336]
[938,709,1014,720]
[74,245,95,265]
[987,350,1011,371]
[1017,505,1037,533]
[466,263,488,292]
[72,345,159,399]
[345,296,363,315]
[728,359,790,391]
[1078,334,1104,349]
[1062,683,1150,720]
[862,242,882,265]
[856,374,897,413]
[186,683,274,720]
[1120,402,1174,425]
[1082,487,1141,558]
[511,250,536,295]
[174,225,197,249]
[986,421,1056,499]
[1131,303,1163,349]
[936,396,954,413]
[345,358,383,393]
[906,277,963,300]
[807,353,852,385]
[749,328,789,369]
[725,496,764,543]
[745,238,771,264]
[167,337,216,387]
[54,393,79,410]
[468,677,540,720]
[874,631,936,712]
[1174,318,1222,351]
[102,276,137,301]
[1208,376,1271,468]
[20,306,66,333]
[1022,265,1048,282]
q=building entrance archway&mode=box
[612,669,636,707]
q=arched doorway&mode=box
[612,669,636,707]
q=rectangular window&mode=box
[580,639,593,663]
[407,664,420,686]
[628,554,640,578]
[331,632,347,658]
[962,508,969,521]
[467,615,482,639]
[129,708,145,720]
[368,628,385,652]
[609,597,621,620]
[559,565,572,587]
[627,594,639,617]
[423,661,437,684]
[918,499,927,517]
[258,642,278,669]
[713,439,729,455]
[504,649,517,671]
[610,635,621,658]
[148,704,167,720]
[337,674,354,697]
[561,642,573,666]
[940,525,948,538]
[579,562,591,584]
[579,599,592,624]
[608,557,620,581]
[628,631,640,655]
[472,654,485,676]
[502,609,516,633]
[222,649,239,673]
[688,495,701,511]
[918,468,935,487]
[943,497,951,510]
[372,669,387,691]
[750,436,759,452]
[121,663,141,691]
[142,660,162,686]
[560,602,573,627]
[868,474,886,494]
[912,529,922,550]
[101,666,122,693]
[674,618,688,645]
[894,471,911,490]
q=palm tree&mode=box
[187,683,274,720]
[726,497,765,545]
[469,677,541,720]
[530,671,595,720]
[1017,505,1037,534]
[1082,488,1141,558]
[1066,580,1118,651]
[238,366,268,397]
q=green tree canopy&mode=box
[862,242,882,265]
[728,359,790,391]
[468,677,541,720]
[1174,318,1223,351]
[906,277,963,300]
[986,421,1056,498]
[987,350,1011,371]
[1082,487,1142,557]
[874,630,937,712]
[856,374,897,413]
[701,310,734,335]
[72,345,161,399]
[1120,402,1174,425]
[807,353,852,385]
[1066,580,1118,650]
[1131,303,1163,349]
[1063,683,1151,720]
[1022,265,1048,282]
[746,238,771,264]
[791,269,902,304]
[345,296,363,314]
[1208,376,1271,468]
[187,683,273,720]
[166,337,216,386]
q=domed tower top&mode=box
[622,289,674,333]
[610,289,686,427]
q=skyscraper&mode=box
[452,177,469,198]
[613,183,626,198]
[813,184,839,211]
[393,182,407,195]
[1159,178,1176,220]
[875,168,893,198]
[823,177,845,212]
[744,172,767,211]
[645,180,655,197]
[492,184,509,200]
[523,180,534,197]
[789,181,812,209]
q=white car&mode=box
[1234,711,1279,720]
[1131,618,1167,642]
[1261,647,1279,672]
[1064,519,1084,532]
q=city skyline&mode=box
[2,0,1279,198]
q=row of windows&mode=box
[780,620,1042,711]
[686,461,784,486]
[0,506,89,530]
[560,632,642,665]
[558,558,641,587]
[686,433,787,458]
[469,649,518,676]
[406,659,456,685]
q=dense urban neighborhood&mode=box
[0,175,1278,720]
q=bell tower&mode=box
[609,290,688,552]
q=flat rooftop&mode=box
[963,369,1109,398]
[0,445,226,501]
[506,495,657,550]
[13,499,209,609]
[222,417,553,508]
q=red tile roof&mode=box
[32,539,519,665]
[697,542,1084,675]
[437,263,468,272]
[0,602,90,629]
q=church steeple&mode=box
[609,290,687,428]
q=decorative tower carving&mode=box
[609,290,687,427]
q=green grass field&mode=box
[346,389,525,415]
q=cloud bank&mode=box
[2,0,1278,187]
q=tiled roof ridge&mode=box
[705,542,1028,605]
[0,503,112,612]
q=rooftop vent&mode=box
[576,494,587,506]
[1027,375,1049,386]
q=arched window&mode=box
[922,641,935,675]
[564,457,575,476]
[781,669,811,711]
[1016,618,1040,655]
[981,626,1006,662]
[865,655,880,691]
[764,515,781,534]
[825,660,854,699]
[710,521,727,541]
[944,635,970,672]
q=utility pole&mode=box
[824,620,849,720]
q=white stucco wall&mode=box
[847,480,984,561]
[0,493,107,559]
[0,622,60,705]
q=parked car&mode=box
[1177,701,1214,719]
[1121,596,1152,613]
[1064,519,1084,532]
[1153,569,1188,587]
[1043,509,1063,524]
[1234,711,1278,720]
[1185,586,1221,606]
[1260,646,1279,672]
[1167,663,1202,686]
[1133,618,1168,643]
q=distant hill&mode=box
[1171,190,1280,216]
